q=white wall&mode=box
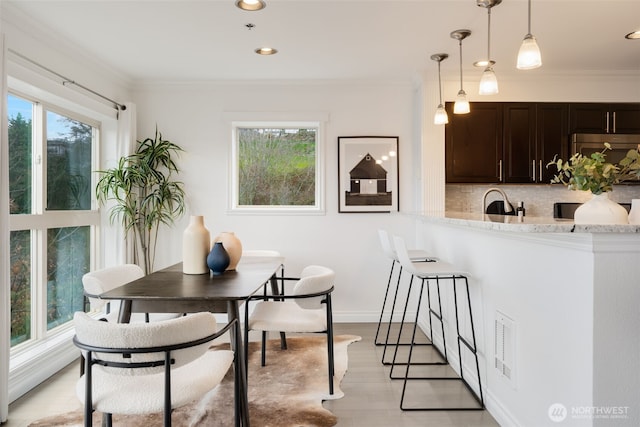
[132,81,423,321]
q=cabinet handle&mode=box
[605,111,610,133]
[499,160,503,182]
[612,111,616,133]
[539,160,543,183]
[532,160,536,181]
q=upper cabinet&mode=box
[445,102,503,183]
[569,103,640,134]
[445,102,568,184]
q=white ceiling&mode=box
[4,0,640,84]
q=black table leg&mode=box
[228,301,250,427]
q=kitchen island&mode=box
[409,212,639,427]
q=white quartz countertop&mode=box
[412,211,640,233]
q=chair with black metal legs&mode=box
[73,311,236,427]
[375,230,437,366]
[244,265,336,395]
[391,235,484,411]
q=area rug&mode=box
[29,334,361,427]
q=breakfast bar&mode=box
[408,212,640,427]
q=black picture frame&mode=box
[338,136,399,213]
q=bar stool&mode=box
[391,235,484,411]
[375,230,437,366]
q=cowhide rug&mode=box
[29,334,361,427]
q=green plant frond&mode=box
[547,143,639,193]
[95,128,185,273]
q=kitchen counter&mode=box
[413,211,640,233]
[409,213,640,426]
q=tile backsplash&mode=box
[446,184,640,217]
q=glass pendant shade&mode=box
[453,90,470,114]
[479,67,499,95]
[517,34,542,69]
[434,104,449,124]
[431,53,449,125]
[450,29,471,115]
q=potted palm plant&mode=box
[548,143,640,224]
[96,128,186,273]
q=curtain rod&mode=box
[8,49,126,112]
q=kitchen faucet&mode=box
[481,187,514,214]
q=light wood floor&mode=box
[5,323,500,427]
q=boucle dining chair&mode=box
[82,264,180,323]
[244,265,336,395]
[73,311,236,427]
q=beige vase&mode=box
[182,215,211,274]
[213,231,243,270]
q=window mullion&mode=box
[33,102,44,216]
[29,229,43,341]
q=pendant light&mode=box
[430,53,449,125]
[517,0,542,69]
[450,29,471,115]
[477,0,500,95]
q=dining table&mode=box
[98,256,284,427]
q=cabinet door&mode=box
[537,103,569,183]
[503,103,536,183]
[445,102,502,183]
[569,103,609,133]
[610,104,640,134]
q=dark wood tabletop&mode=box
[99,258,284,315]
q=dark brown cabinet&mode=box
[446,102,568,184]
[445,102,503,183]
[504,103,569,183]
[569,103,640,134]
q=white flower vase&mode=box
[213,231,243,270]
[574,192,629,225]
[182,215,211,274]
[628,199,640,225]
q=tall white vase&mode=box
[182,215,211,274]
[574,192,629,225]
[628,199,640,225]
[213,231,243,270]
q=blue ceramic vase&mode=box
[207,242,230,275]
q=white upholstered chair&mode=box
[82,264,180,323]
[73,311,235,427]
[244,265,336,395]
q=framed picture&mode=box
[338,136,399,213]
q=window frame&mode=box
[7,89,100,358]
[230,119,326,215]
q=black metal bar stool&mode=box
[391,235,484,411]
[375,230,437,366]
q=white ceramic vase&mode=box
[182,215,211,274]
[628,199,640,225]
[213,231,243,270]
[574,192,629,225]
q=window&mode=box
[8,92,98,350]
[231,121,324,213]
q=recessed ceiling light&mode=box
[236,0,266,11]
[625,30,640,40]
[255,47,278,55]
